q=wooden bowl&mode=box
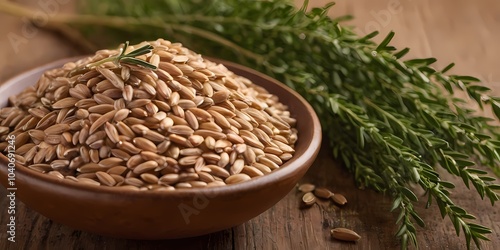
[0,57,321,239]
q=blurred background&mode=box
[1,0,499,93]
[0,0,499,249]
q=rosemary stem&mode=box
[85,56,117,68]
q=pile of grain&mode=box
[0,39,297,190]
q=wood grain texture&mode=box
[0,0,499,249]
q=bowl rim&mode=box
[0,56,322,198]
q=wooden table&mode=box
[1,0,499,249]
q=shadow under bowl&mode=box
[0,57,322,240]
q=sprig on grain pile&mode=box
[0,0,499,248]
[68,41,157,76]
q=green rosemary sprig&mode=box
[68,41,156,76]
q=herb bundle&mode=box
[1,0,500,248]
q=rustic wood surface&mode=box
[1,0,499,249]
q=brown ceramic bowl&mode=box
[0,56,321,239]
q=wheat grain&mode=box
[298,183,316,193]
[229,158,244,175]
[330,228,361,241]
[241,165,264,177]
[124,177,144,187]
[107,165,128,175]
[133,137,157,152]
[314,188,333,199]
[302,192,316,206]
[133,160,159,174]
[331,193,348,206]
[140,173,159,184]
[96,171,117,186]
[159,173,180,185]
[225,173,251,184]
